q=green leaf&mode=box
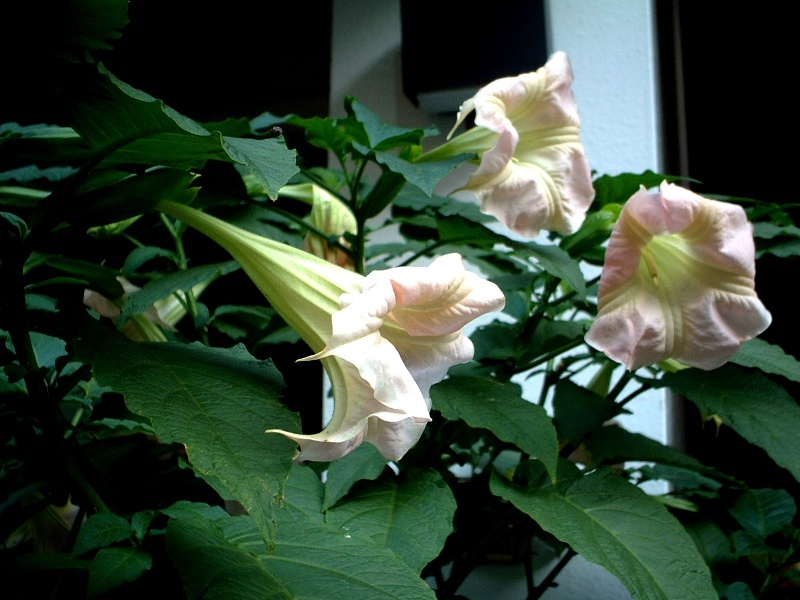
[491,466,717,600]
[117,260,240,327]
[160,500,232,522]
[53,0,129,61]
[323,443,389,510]
[69,168,198,227]
[70,67,298,196]
[73,321,300,544]
[729,488,797,537]
[208,305,280,342]
[682,519,735,569]
[272,113,352,162]
[326,468,456,573]
[756,238,800,259]
[221,136,299,199]
[520,318,588,365]
[732,338,800,383]
[347,98,428,151]
[123,246,175,275]
[552,380,623,445]
[752,221,800,240]
[592,171,678,207]
[1,210,29,240]
[431,375,559,483]
[510,240,587,300]
[87,547,151,598]
[72,513,132,557]
[581,424,704,470]
[30,332,69,370]
[268,519,437,599]
[469,321,517,362]
[168,512,437,599]
[72,65,210,149]
[378,152,471,197]
[40,255,124,298]
[638,464,722,493]
[436,213,499,249]
[279,463,326,523]
[166,515,290,600]
[560,205,620,263]
[721,582,757,600]
[660,365,800,483]
[360,168,407,218]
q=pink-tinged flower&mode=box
[419,51,595,238]
[157,201,506,461]
[585,182,772,370]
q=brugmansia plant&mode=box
[2,4,800,600]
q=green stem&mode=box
[160,213,209,344]
[605,370,635,403]
[511,338,587,378]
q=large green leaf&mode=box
[323,443,389,510]
[552,379,623,445]
[325,468,456,573]
[70,67,298,197]
[167,512,437,600]
[728,488,797,538]
[278,463,326,523]
[74,321,300,544]
[431,375,559,483]
[72,513,131,557]
[732,338,800,383]
[581,424,705,471]
[69,167,198,227]
[268,519,437,599]
[492,465,717,600]
[87,547,152,598]
[660,364,800,483]
[166,515,290,600]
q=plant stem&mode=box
[527,548,577,600]
[436,503,519,598]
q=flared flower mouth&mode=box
[419,51,595,238]
[157,201,506,461]
[585,182,772,370]
[271,253,506,462]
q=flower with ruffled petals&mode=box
[585,182,772,370]
[157,201,506,461]
[419,51,595,238]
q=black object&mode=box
[400,0,548,114]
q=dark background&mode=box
[657,2,798,490]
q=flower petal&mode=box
[585,182,772,370]
[377,253,507,336]
[458,51,595,237]
[269,333,430,462]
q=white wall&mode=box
[329,1,661,597]
[546,0,662,176]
